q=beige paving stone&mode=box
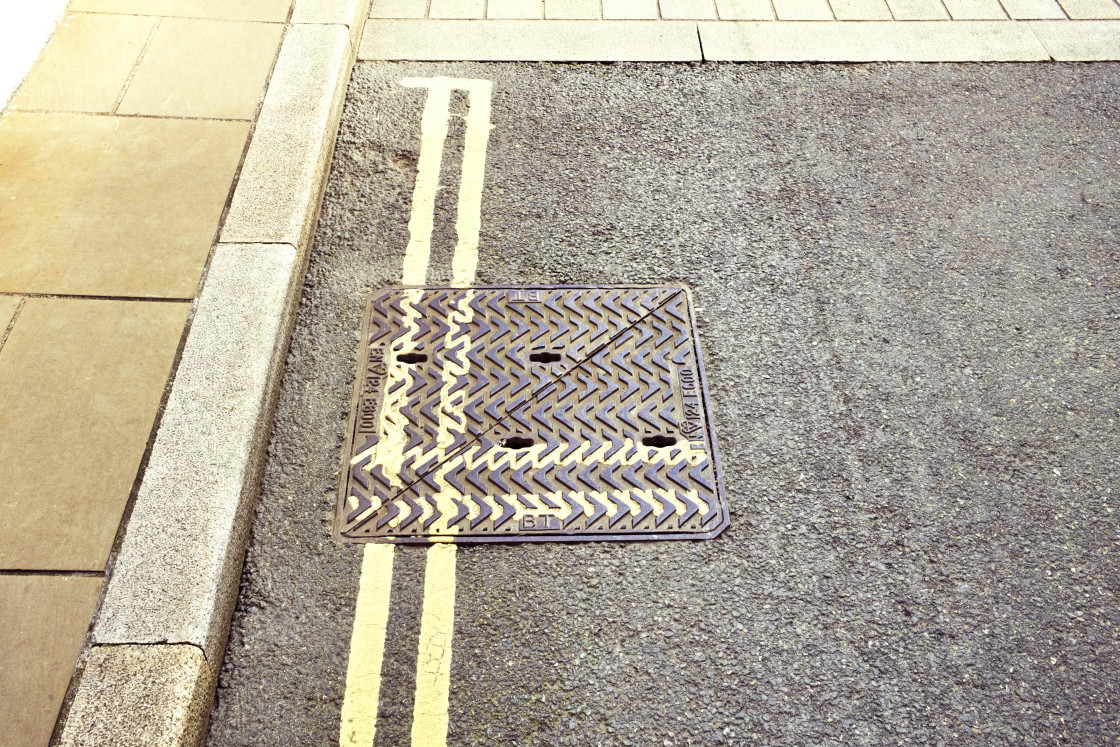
[0,575,102,747]
[370,0,429,15]
[1031,19,1120,56]
[0,298,188,571]
[9,13,155,113]
[0,296,19,336]
[773,0,834,19]
[887,0,950,17]
[698,19,1049,59]
[430,0,486,16]
[830,0,892,18]
[0,112,249,298]
[662,0,718,17]
[489,0,544,17]
[360,19,704,56]
[943,0,1007,18]
[716,0,774,18]
[66,0,293,21]
[1000,0,1066,15]
[546,0,601,18]
[1057,0,1120,16]
[603,0,660,17]
[118,19,283,120]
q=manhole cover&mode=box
[336,286,727,543]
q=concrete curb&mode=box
[57,2,369,744]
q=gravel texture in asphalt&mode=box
[207,61,1120,747]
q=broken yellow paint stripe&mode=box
[411,543,458,747]
[409,76,491,747]
[400,79,452,285]
[339,543,395,747]
[451,79,493,288]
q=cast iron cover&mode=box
[336,286,727,543]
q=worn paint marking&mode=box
[339,543,395,747]
[340,76,493,747]
[410,543,458,747]
[408,76,491,747]
[400,77,494,287]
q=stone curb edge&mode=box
[55,2,370,745]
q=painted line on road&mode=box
[339,544,395,747]
[410,542,459,746]
[338,76,494,747]
[409,76,493,747]
[450,79,493,288]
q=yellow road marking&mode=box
[409,76,491,747]
[410,543,458,747]
[339,543,395,747]
[399,79,451,285]
[450,79,493,287]
[339,76,494,747]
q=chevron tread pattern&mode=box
[338,286,727,543]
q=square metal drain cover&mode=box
[336,285,727,543]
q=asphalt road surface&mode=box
[206,62,1120,746]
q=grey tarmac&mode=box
[206,61,1120,747]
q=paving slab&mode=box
[430,0,487,17]
[369,0,430,16]
[1057,0,1120,17]
[0,298,188,571]
[488,0,546,18]
[714,0,776,18]
[1032,18,1120,53]
[1001,0,1068,15]
[830,0,893,20]
[773,0,835,19]
[661,0,719,17]
[118,18,284,120]
[359,19,704,58]
[545,0,603,18]
[65,0,295,21]
[0,112,249,298]
[602,0,661,17]
[698,19,1050,59]
[943,0,1008,18]
[0,296,19,335]
[886,0,951,18]
[8,13,155,113]
[0,575,102,747]
[94,243,302,662]
[221,24,352,248]
[59,644,216,747]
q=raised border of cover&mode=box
[337,284,731,545]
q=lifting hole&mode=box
[528,351,563,364]
[499,436,535,450]
[397,352,428,364]
[642,435,677,448]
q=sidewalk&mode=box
[1,1,1117,746]
[1,2,287,744]
[360,0,1120,60]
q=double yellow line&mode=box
[339,76,495,747]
